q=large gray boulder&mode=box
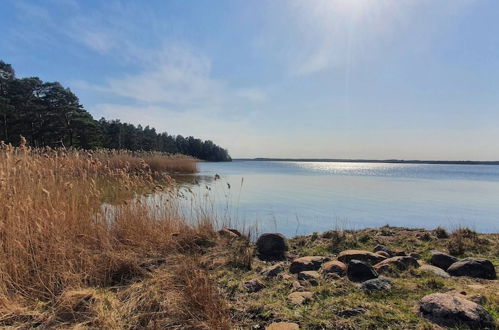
[256,233,288,260]
[447,258,497,279]
[429,251,457,271]
[419,293,495,328]
[347,260,378,282]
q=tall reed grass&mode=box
[0,141,231,328]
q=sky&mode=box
[1,0,499,160]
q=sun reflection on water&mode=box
[290,161,419,176]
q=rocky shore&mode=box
[214,226,498,329]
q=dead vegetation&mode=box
[0,142,231,329]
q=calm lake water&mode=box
[181,161,499,236]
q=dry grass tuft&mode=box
[434,226,449,239]
[120,257,232,329]
[447,227,488,256]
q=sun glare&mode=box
[321,0,375,18]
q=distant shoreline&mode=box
[234,158,499,166]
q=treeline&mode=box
[0,61,231,161]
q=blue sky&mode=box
[1,0,499,160]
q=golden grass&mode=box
[0,141,231,329]
[97,149,198,174]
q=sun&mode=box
[325,0,375,18]
[336,0,370,11]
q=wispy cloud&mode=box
[256,0,476,76]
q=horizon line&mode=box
[232,158,499,165]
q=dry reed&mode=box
[0,141,231,329]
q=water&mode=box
[182,161,499,236]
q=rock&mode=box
[323,273,341,281]
[409,252,421,260]
[244,279,265,293]
[218,227,242,238]
[280,274,293,281]
[375,251,390,258]
[289,256,329,274]
[256,233,288,260]
[420,264,450,278]
[347,260,378,282]
[338,250,386,265]
[320,260,347,277]
[292,281,304,291]
[361,277,392,292]
[261,263,284,278]
[297,271,320,286]
[447,258,497,279]
[419,293,495,328]
[266,322,300,330]
[287,291,313,305]
[374,256,419,274]
[373,244,392,255]
[393,250,407,256]
[429,251,458,271]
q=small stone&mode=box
[280,274,293,281]
[297,271,320,286]
[256,233,288,260]
[420,264,450,278]
[429,250,458,271]
[361,277,392,292]
[287,291,313,305]
[244,279,265,293]
[409,252,421,260]
[373,244,392,255]
[447,258,497,279]
[323,273,341,281]
[393,250,407,256]
[374,256,419,274]
[297,270,320,280]
[375,251,390,258]
[419,293,495,328]
[261,263,284,278]
[292,281,304,291]
[338,250,386,265]
[347,260,378,282]
[289,256,329,273]
[266,322,300,330]
[320,260,347,277]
